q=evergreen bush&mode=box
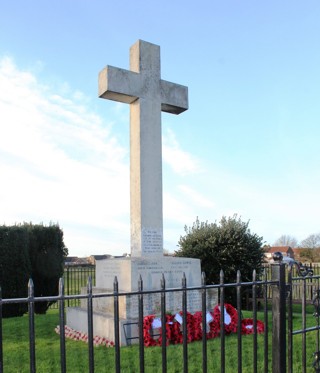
[175,215,265,303]
[0,223,68,317]
[26,223,68,314]
[0,226,31,317]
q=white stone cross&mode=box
[99,40,188,257]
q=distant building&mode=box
[65,256,90,265]
[292,248,305,262]
[88,254,113,265]
[265,246,295,261]
[66,253,131,266]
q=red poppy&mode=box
[158,314,175,346]
[143,315,160,346]
[241,318,264,335]
[170,311,195,344]
[193,311,219,340]
[213,303,238,335]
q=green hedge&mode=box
[0,226,31,317]
[0,223,68,317]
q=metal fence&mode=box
[62,265,96,307]
[0,259,320,372]
[58,264,320,309]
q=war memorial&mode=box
[67,40,217,345]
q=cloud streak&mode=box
[0,57,131,251]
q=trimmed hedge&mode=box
[0,223,68,317]
[0,226,31,317]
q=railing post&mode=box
[236,270,242,373]
[0,286,2,373]
[182,273,188,373]
[220,270,225,373]
[263,267,269,373]
[201,272,207,373]
[114,276,120,373]
[28,279,36,373]
[160,274,167,373]
[66,266,70,307]
[138,275,144,373]
[59,278,66,373]
[271,254,287,373]
[287,263,293,373]
[252,269,257,373]
[87,276,94,373]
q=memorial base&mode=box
[67,257,218,345]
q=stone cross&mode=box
[99,40,188,257]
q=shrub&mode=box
[0,223,68,317]
[26,223,68,314]
[175,215,265,303]
[0,226,31,317]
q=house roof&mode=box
[292,248,302,253]
[267,246,293,253]
[65,256,90,265]
[89,254,113,260]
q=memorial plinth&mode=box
[94,257,211,317]
[67,257,217,345]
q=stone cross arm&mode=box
[161,80,188,115]
[99,66,188,115]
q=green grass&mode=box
[1,308,319,372]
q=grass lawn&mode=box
[1,307,319,372]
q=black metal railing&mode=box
[287,262,320,373]
[1,260,320,372]
[63,265,96,307]
[61,263,320,307]
[48,265,96,309]
[0,270,274,372]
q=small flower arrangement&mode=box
[143,314,161,346]
[55,325,114,348]
[241,318,265,335]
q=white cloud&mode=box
[178,185,215,209]
[162,128,201,176]
[0,57,130,255]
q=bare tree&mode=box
[300,233,320,249]
[273,234,298,248]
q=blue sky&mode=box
[1,1,319,256]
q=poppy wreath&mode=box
[143,315,160,347]
[241,318,265,335]
[158,314,175,346]
[170,311,195,344]
[193,311,219,340]
[213,303,238,335]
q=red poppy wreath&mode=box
[143,315,160,347]
[213,303,238,335]
[193,311,219,340]
[170,311,195,344]
[158,314,175,346]
[241,318,265,335]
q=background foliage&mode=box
[175,215,265,296]
[0,223,68,317]
[0,226,30,317]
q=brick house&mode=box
[265,246,295,261]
